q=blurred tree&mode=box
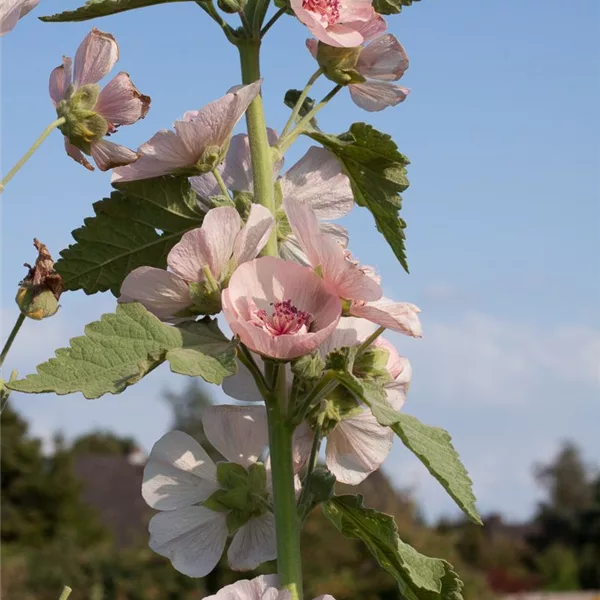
[70,431,137,457]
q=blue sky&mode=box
[1,0,599,522]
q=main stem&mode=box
[238,40,278,256]
[267,365,303,600]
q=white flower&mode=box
[190,138,353,263]
[142,405,277,577]
[203,575,336,599]
[0,0,38,37]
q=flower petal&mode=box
[349,81,410,112]
[0,0,39,36]
[202,405,268,468]
[49,56,72,106]
[142,430,218,510]
[95,71,151,126]
[64,137,94,171]
[222,358,264,402]
[148,506,227,577]
[280,147,353,220]
[326,409,394,485]
[73,28,119,88]
[228,513,277,571]
[356,34,409,81]
[233,204,274,266]
[203,575,286,600]
[350,299,422,336]
[119,266,191,321]
[90,139,138,171]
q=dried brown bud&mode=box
[15,239,64,320]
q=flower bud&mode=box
[316,43,366,86]
[217,0,247,13]
[15,239,63,321]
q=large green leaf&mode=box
[373,0,421,15]
[323,495,464,600]
[8,303,237,399]
[56,176,204,296]
[40,0,190,22]
[392,415,482,525]
[306,123,411,273]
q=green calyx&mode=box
[15,288,59,321]
[310,387,362,434]
[354,347,392,383]
[316,43,366,86]
[195,145,226,174]
[202,462,270,534]
[188,267,222,315]
[56,84,108,152]
[217,0,247,13]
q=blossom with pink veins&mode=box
[283,194,422,336]
[222,256,342,360]
[49,28,150,171]
[203,574,335,599]
[291,0,385,48]
[191,138,354,263]
[143,405,276,577]
[0,0,38,36]
[119,204,273,320]
[112,82,261,182]
[306,33,410,112]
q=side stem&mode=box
[280,68,323,139]
[0,117,65,195]
[0,313,26,370]
[266,365,304,600]
[238,40,278,256]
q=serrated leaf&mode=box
[306,123,411,272]
[40,0,190,22]
[7,303,236,399]
[56,176,204,296]
[323,495,464,600]
[373,0,421,15]
[392,415,482,525]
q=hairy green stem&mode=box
[280,68,323,139]
[356,326,386,355]
[266,364,304,600]
[0,117,65,195]
[277,85,342,154]
[238,40,278,255]
[212,167,232,199]
[260,6,286,37]
[0,313,26,370]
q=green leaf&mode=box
[7,303,236,399]
[373,0,421,15]
[306,123,411,273]
[391,415,482,525]
[56,176,204,296]
[40,0,191,22]
[323,495,464,600]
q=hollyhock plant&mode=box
[222,256,342,360]
[307,33,410,111]
[0,0,38,36]
[119,204,274,319]
[49,28,150,171]
[202,575,335,599]
[192,141,353,262]
[142,405,277,576]
[291,0,384,48]
[112,82,261,182]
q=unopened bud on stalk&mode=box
[316,43,365,85]
[15,239,64,320]
[217,0,247,13]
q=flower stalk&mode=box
[0,312,26,370]
[280,68,323,139]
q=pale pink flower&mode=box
[222,256,341,360]
[307,33,410,111]
[119,204,273,320]
[291,0,384,48]
[0,0,38,36]
[49,28,150,171]
[283,195,422,335]
[191,140,353,262]
[112,82,261,182]
[143,406,277,577]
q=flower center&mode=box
[250,300,312,337]
[302,0,341,25]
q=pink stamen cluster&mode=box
[302,0,341,25]
[250,300,312,337]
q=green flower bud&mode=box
[16,287,59,321]
[316,43,366,86]
[217,0,247,13]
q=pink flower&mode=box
[291,0,384,48]
[222,256,341,360]
[203,575,336,599]
[0,0,38,36]
[49,28,150,171]
[112,82,261,182]
[283,195,422,336]
[119,205,274,320]
[192,140,354,263]
[307,33,410,111]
